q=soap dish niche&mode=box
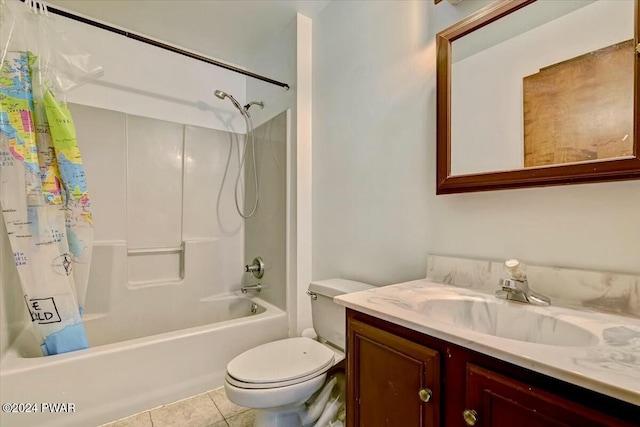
[126,243,185,288]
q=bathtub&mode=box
[0,293,288,427]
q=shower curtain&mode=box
[0,0,102,355]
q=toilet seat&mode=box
[226,337,335,389]
[225,371,328,410]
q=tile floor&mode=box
[100,387,254,427]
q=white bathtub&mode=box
[0,293,287,427]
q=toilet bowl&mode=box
[224,279,373,427]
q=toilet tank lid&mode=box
[309,278,373,298]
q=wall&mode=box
[246,17,298,325]
[312,1,640,289]
[244,111,288,310]
[54,12,247,132]
[313,1,438,286]
[247,14,313,335]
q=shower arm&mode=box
[244,101,265,112]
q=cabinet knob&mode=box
[463,409,478,426]
[418,388,432,403]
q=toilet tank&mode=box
[308,278,373,351]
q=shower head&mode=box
[214,89,244,115]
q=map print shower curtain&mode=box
[0,0,101,355]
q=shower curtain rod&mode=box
[27,2,291,90]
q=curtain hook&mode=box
[41,1,49,16]
[36,0,44,16]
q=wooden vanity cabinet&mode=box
[346,309,640,427]
[347,318,441,427]
[466,364,637,427]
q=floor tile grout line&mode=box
[207,392,227,423]
[102,388,235,426]
[208,388,251,421]
[222,408,251,422]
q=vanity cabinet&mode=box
[346,309,640,427]
[465,364,636,427]
[347,319,440,426]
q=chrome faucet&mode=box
[495,259,550,306]
[241,283,262,294]
[245,257,265,279]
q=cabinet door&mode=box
[465,364,636,427]
[347,319,440,427]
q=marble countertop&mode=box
[335,279,640,406]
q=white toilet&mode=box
[224,279,373,427]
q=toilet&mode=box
[224,279,373,427]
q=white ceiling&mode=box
[46,0,331,66]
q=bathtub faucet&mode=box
[241,283,262,294]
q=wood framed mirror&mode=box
[436,0,640,194]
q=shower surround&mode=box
[0,105,289,427]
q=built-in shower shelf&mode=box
[127,243,185,287]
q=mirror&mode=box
[436,0,640,194]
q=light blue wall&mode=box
[312,0,640,286]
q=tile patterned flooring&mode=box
[101,387,254,427]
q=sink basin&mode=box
[419,298,599,347]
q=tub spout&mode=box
[241,284,262,294]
